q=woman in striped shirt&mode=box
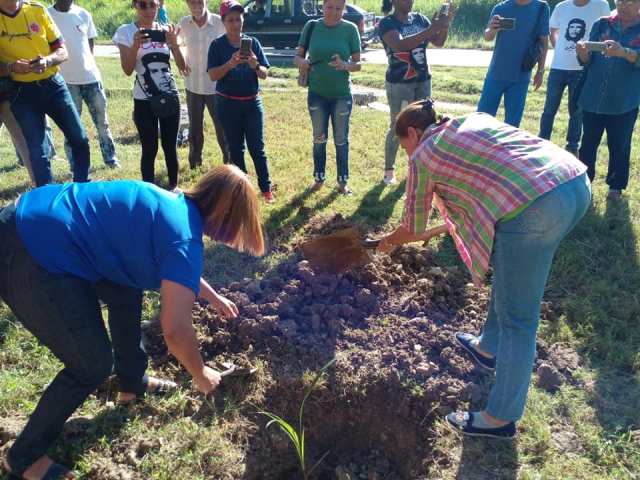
[378,100,591,439]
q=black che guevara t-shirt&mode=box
[379,13,431,84]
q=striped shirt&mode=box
[402,112,586,285]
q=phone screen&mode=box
[141,29,166,43]
[240,38,252,57]
[499,18,515,30]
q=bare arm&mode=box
[198,277,239,318]
[117,43,139,76]
[159,280,221,393]
[46,43,68,67]
[484,15,500,42]
[382,14,451,52]
[549,27,559,48]
[208,50,243,81]
[378,223,448,253]
[89,38,94,54]
[532,35,549,90]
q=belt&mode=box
[13,73,57,86]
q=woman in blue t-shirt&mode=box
[0,165,264,479]
[378,0,454,185]
[208,0,275,204]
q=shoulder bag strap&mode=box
[303,20,317,55]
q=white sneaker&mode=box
[383,173,397,185]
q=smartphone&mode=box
[240,37,252,58]
[584,41,607,52]
[439,2,450,18]
[140,28,167,43]
[498,17,516,30]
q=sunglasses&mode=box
[137,1,159,9]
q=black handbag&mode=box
[521,1,547,72]
[136,76,180,119]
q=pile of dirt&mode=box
[139,215,569,478]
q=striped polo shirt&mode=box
[402,112,586,285]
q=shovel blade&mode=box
[301,227,373,273]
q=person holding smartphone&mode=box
[477,0,550,127]
[377,0,455,185]
[113,0,187,191]
[207,0,275,204]
[294,0,362,195]
[0,0,90,187]
[575,0,640,200]
[538,0,610,156]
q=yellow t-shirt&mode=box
[0,1,62,82]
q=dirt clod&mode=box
[536,362,564,392]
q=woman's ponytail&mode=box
[395,99,450,138]
[381,0,393,15]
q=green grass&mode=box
[1,58,639,478]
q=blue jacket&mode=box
[578,15,640,115]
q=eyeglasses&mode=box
[137,1,159,9]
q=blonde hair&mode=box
[395,99,450,138]
[185,165,265,256]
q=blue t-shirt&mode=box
[16,181,204,295]
[487,0,550,83]
[378,13,431,84]
[207,34,269,98]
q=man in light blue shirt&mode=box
[477,0,550,127]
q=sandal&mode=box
[446,411,516,439]
[117,376,178,405]
[4,459,75,480]
[454,332,496,372]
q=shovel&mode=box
[300,227,380,273]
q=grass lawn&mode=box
[0,57,639,479]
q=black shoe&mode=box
[446,411,516,439]
[455,332,496,372]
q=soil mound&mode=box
[143,216,494,478]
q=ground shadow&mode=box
[0,163,20,175]
[346,180,406,231]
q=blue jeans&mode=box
[214,95,271,193]
[307,91,352,183]
[10,74,90,186]
[477,78,530,127]
[579,108,638,191]
[384,80,431,171]
[65,82,117,166]
[16,121,55,165]
[477,173,591,422]
[539,69,583,151]
[0,202,147,476]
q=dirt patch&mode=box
[137,215,571,478]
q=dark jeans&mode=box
[539,69,583,151]
[0,203,146,476]
[214,95,271,193]
[307,91,352,183]
[10,73,90,186]
[579,108,638,190]
[133,99,180,189]
[185,90,229,167]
